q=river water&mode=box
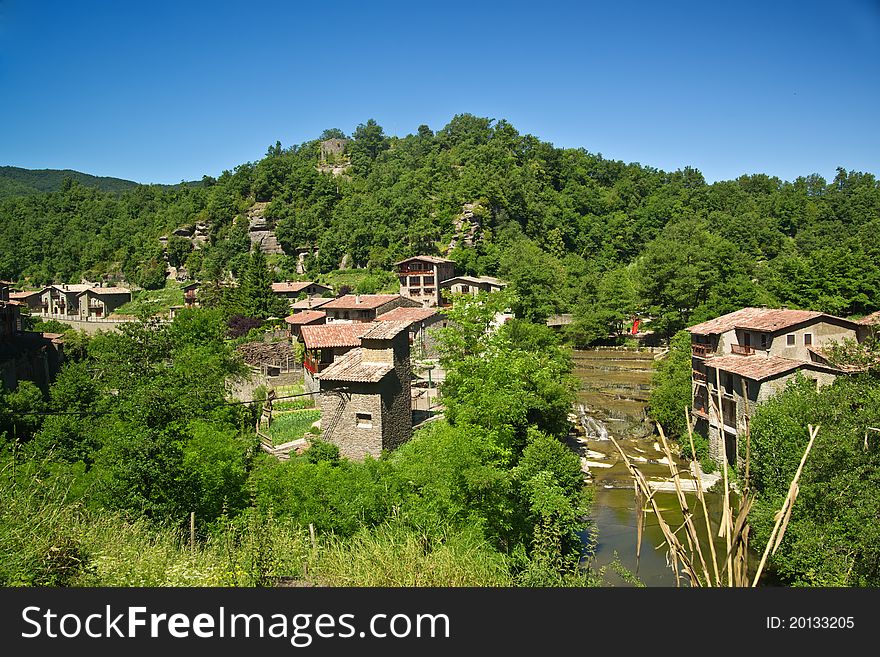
[572,348,727,586]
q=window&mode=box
[409,276,420,286]
[760,333,768,349]
[743,332,751,347]
[804,333,813,346]
[423,276,434,286]
[786,334,795,346]
[723,371,733,391]
[343,311,349,320]
[356,413,373,429]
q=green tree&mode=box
[749,375,880,586]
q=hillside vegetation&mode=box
[0,166,145,198]
[2,115,878,340]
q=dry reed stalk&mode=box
[657,425,712,585]
[608,433,700,586]
[751,424,819,587]
[686,408,721,586]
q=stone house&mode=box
[0,282,21,340]
[76,287,132,319]
[439,275,507,302]
[375,305,447,359]
[321,294,420,323]
[1,281,64,391]
[300,322,375,392]
[395,256,456,308]
[271,281,333,305]
[40,284,91,317]
[290,297,333,314]
[9,289,43,313]
[317,321,413,460]
[687,307,862,467]
[284,310,326,340]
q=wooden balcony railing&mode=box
[692,343,712,358]
[731,344,754,356]
[692,369,707,383]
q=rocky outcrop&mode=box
[247,202,284,255]
[446,202,484,254]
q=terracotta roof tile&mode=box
[9,290,42,300]
[318,348,394,383]
[361,320,411,340]
[856,310,880,325]
[284,310,326,325]
[706,354,834,380]
[300,322,373,349]
[50,284,91,293]
[271,281,329,294]
[291,297,332,310]
[376,306,440,324]
[687,307,853,335]
[80,287,131,296]
[394,255,454,265]
[321,294,403,310]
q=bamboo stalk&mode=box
[751,424,819,587]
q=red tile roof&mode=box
[9,290,42,300]
[687,307,852,335]
[291,297,332,310]
[395,255,454,265]
[300,322,373,349]
[79,287,131,296]
[361,320,411,340]
[321,294,403,310]
[318,348,394,383]
[284,310,326,325]
[376,306,440,324]
[706,354,835,381]
[50,284,91,293]
[272,281,327,294]
[856,310,880,325]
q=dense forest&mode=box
[0,166,184,199]
[2,115,878,340]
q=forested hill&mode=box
[0,166,146,198]
[1,114,878,338]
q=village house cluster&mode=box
[10,283,132,320]
[687,307,879,467]
[0,280,64,390]
[2,256,514,462]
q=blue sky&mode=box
[1,0,878,184]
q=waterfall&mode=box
[577,404,609,441]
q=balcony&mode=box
[692,343,713,358]
[731,344,754,356]
[304,352,331,375]
[692,369,707,383]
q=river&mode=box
[572,348,727,586]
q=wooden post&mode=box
[190,512,195,554]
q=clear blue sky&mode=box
[1,0,878,184]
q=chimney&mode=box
[355,294,361,305]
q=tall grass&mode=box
[1,468,515,587]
